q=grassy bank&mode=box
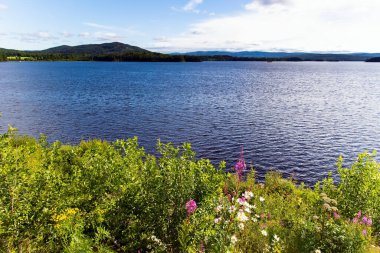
[0,128,379,252]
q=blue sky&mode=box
[1,0,380,52]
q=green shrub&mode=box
[0,127,379,252]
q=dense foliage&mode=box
[0,128,379,252]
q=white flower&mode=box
[228,206,236,213]
[237,197,246,205]
[314,250,321,253]
[231,235,238,244]
[259,197,265,202]
[243,202,253,209]
[237,210,249,222]
[214,217,222,224]
[273,234,280,242]
[238,223,245,230]
[216,205,223,212]
[243,191,254,200]
[255,214,260,218]
[251,217,258,223]
[244,207,251,213]
[261,230,268,236]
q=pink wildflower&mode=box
[237,197,246,205]
[357,211,362,218]
[333,212,340,219]
[352,217,359,224]
[362,229,367,236]
[199,241,205,253]
[362,216,368,225]
[186,199,197,216]
[235,147,246,180]
[367,218,373,226]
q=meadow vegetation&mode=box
[0,127,379,252]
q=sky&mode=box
[1,0,380,53]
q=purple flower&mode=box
[199,241,205,253]
[367,218,373,226]
[186,199,197,216]
[237,197,246,205]
[362,229,367,236]
[235,147,246,180]
[333,212,340,219]
[357,211,362,218]
[362,216,368,225]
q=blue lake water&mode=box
[1,61,380,184]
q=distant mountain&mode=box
[366,57,380,62]
[0,42,200,62]
[175,51,298,58]
[2,43,380,62]
[177,51,380,61]
[38,42,149,55]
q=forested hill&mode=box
[366,57,380,62]
[0,42,201,62]
[39,42,148,55]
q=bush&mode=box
[0,128,379,252]
[0,129,225,252]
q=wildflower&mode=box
[237,210,249,222]
[322,203,331,211]
[229,206,236,213]
[367,218,373,226]
[357,211,362,218]
[238,223,245,230]
[352,217,359,224]
[273,234,280,242]
[231,235,238,244]
[243,191,254,200]
[244,207,252,213]
[322,197,331,204]
[314,250,321,253]
[252,217,258,223]
[199,241,205,253]
[333,212,340,219]
[362,229,367,236]
[216,205,223,212]
[237,197,246,205]
[261,230,268,236]
[235,147,246,180]
[259,197,265,202]
[243,201,253,209]
[214,217,222,224]
[186,199,197,216]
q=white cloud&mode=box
[183,0,203,13]
[79,32,91,38]
[78,31,124,41]
[83,22,115,30]
[0,3,7,10]
[155,0,380,53]
[245,0,288,9]
[17,32,57,43]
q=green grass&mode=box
[6,56,36,61]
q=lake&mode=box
[1,61,380,184]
